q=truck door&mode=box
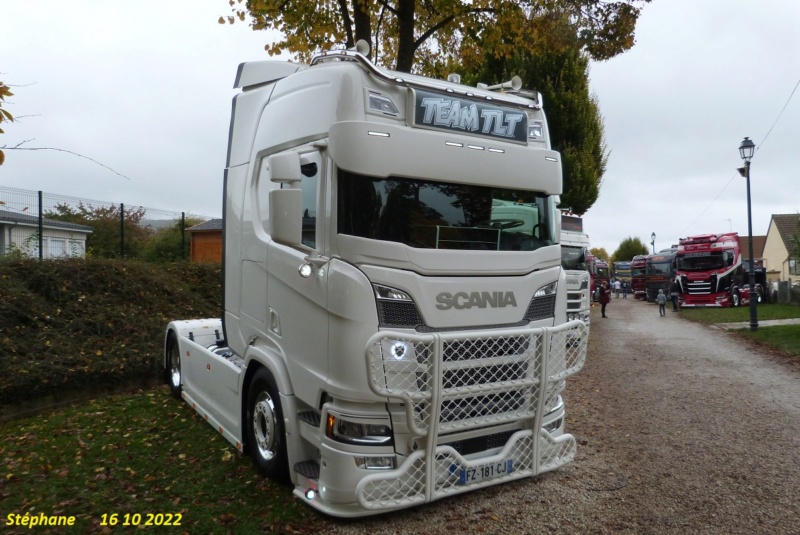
[266,150,329,405]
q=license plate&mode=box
[453,459,513,484]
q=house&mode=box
[761,214,800,281]
[0,209,92,258]
[737,234,766,266]
[188,218,222,263]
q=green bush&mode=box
[0,258,221,407]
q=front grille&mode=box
[443,336,529,362]
[377,300,424,328]
[524,294,556,321]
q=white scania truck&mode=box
[560,214,591,328]
[164,44,587,517]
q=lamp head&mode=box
[739,137,755,161]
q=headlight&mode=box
[534,281,558,297]
[373,283,412,301]
[325,413,393,446]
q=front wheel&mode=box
[165,331,182,399]
[246,368,289,483]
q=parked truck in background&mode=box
[630,254,648,300]
[560,213,591,327]
[587,253,610,301]
[675,233,752,307]
[612,261,632,286]
[163,44,587,517]
[645,249,678,302]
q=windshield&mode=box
[677,251,733,271]
[562,245,587,270]
[646,261,673,276]
[337,170,557,251]
[595,267,610,278]
[631,267,645,277]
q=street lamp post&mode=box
[650,232,656,254]
[738,136,758,331]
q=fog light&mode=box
[304,488,317,500]
[355,456,396,470]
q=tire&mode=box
[731,290,740,307]
[246,368,289,483]
[165,331,182,399]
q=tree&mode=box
[472,17,607,214]
[590,246,609,260]
[0,81,13,165]
[224,0,651,74]
[611,236,648,263]
[139,217,205,263]
[46,203,152,259]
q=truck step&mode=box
[298,411,321,428]
[294,460,320,480]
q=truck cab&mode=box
[164,46,586,517]
[559,214,590,327]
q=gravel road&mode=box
[326,296,800,534]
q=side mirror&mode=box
[269,152,301,184]
[269,189,302,245]
[268,152,302,245]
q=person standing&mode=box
[657,289,667,316]
[599,282,610,318]
[670,277,680,311]
[614,279,622,297]
[622,281,628,299]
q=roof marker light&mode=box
[445,142,463,148]
[545,156,558,162]
[488,148,505,153]
[468,145,485,151]
[368,131,390,137]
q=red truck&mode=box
[630,254,648,300]
[675,232,752,307]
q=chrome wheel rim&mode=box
[253,392,278,461]
[170,346,181,388]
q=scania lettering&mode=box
[164,42,587,517]
[435,291,518,310]
[675,233,751,307]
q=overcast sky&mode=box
[2,0,799,255]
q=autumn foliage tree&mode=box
[223,0,651,75]
[472,16,607,215]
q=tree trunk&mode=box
[395,0,416,72]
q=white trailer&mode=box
[164,44,587,517]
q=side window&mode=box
[298,152,321,249]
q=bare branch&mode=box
[1,142,131,180]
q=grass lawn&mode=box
[0,387,327,534]
[679,303,800,359]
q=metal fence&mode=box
[0,186,215,261]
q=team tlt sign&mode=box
[413,89,528,143]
